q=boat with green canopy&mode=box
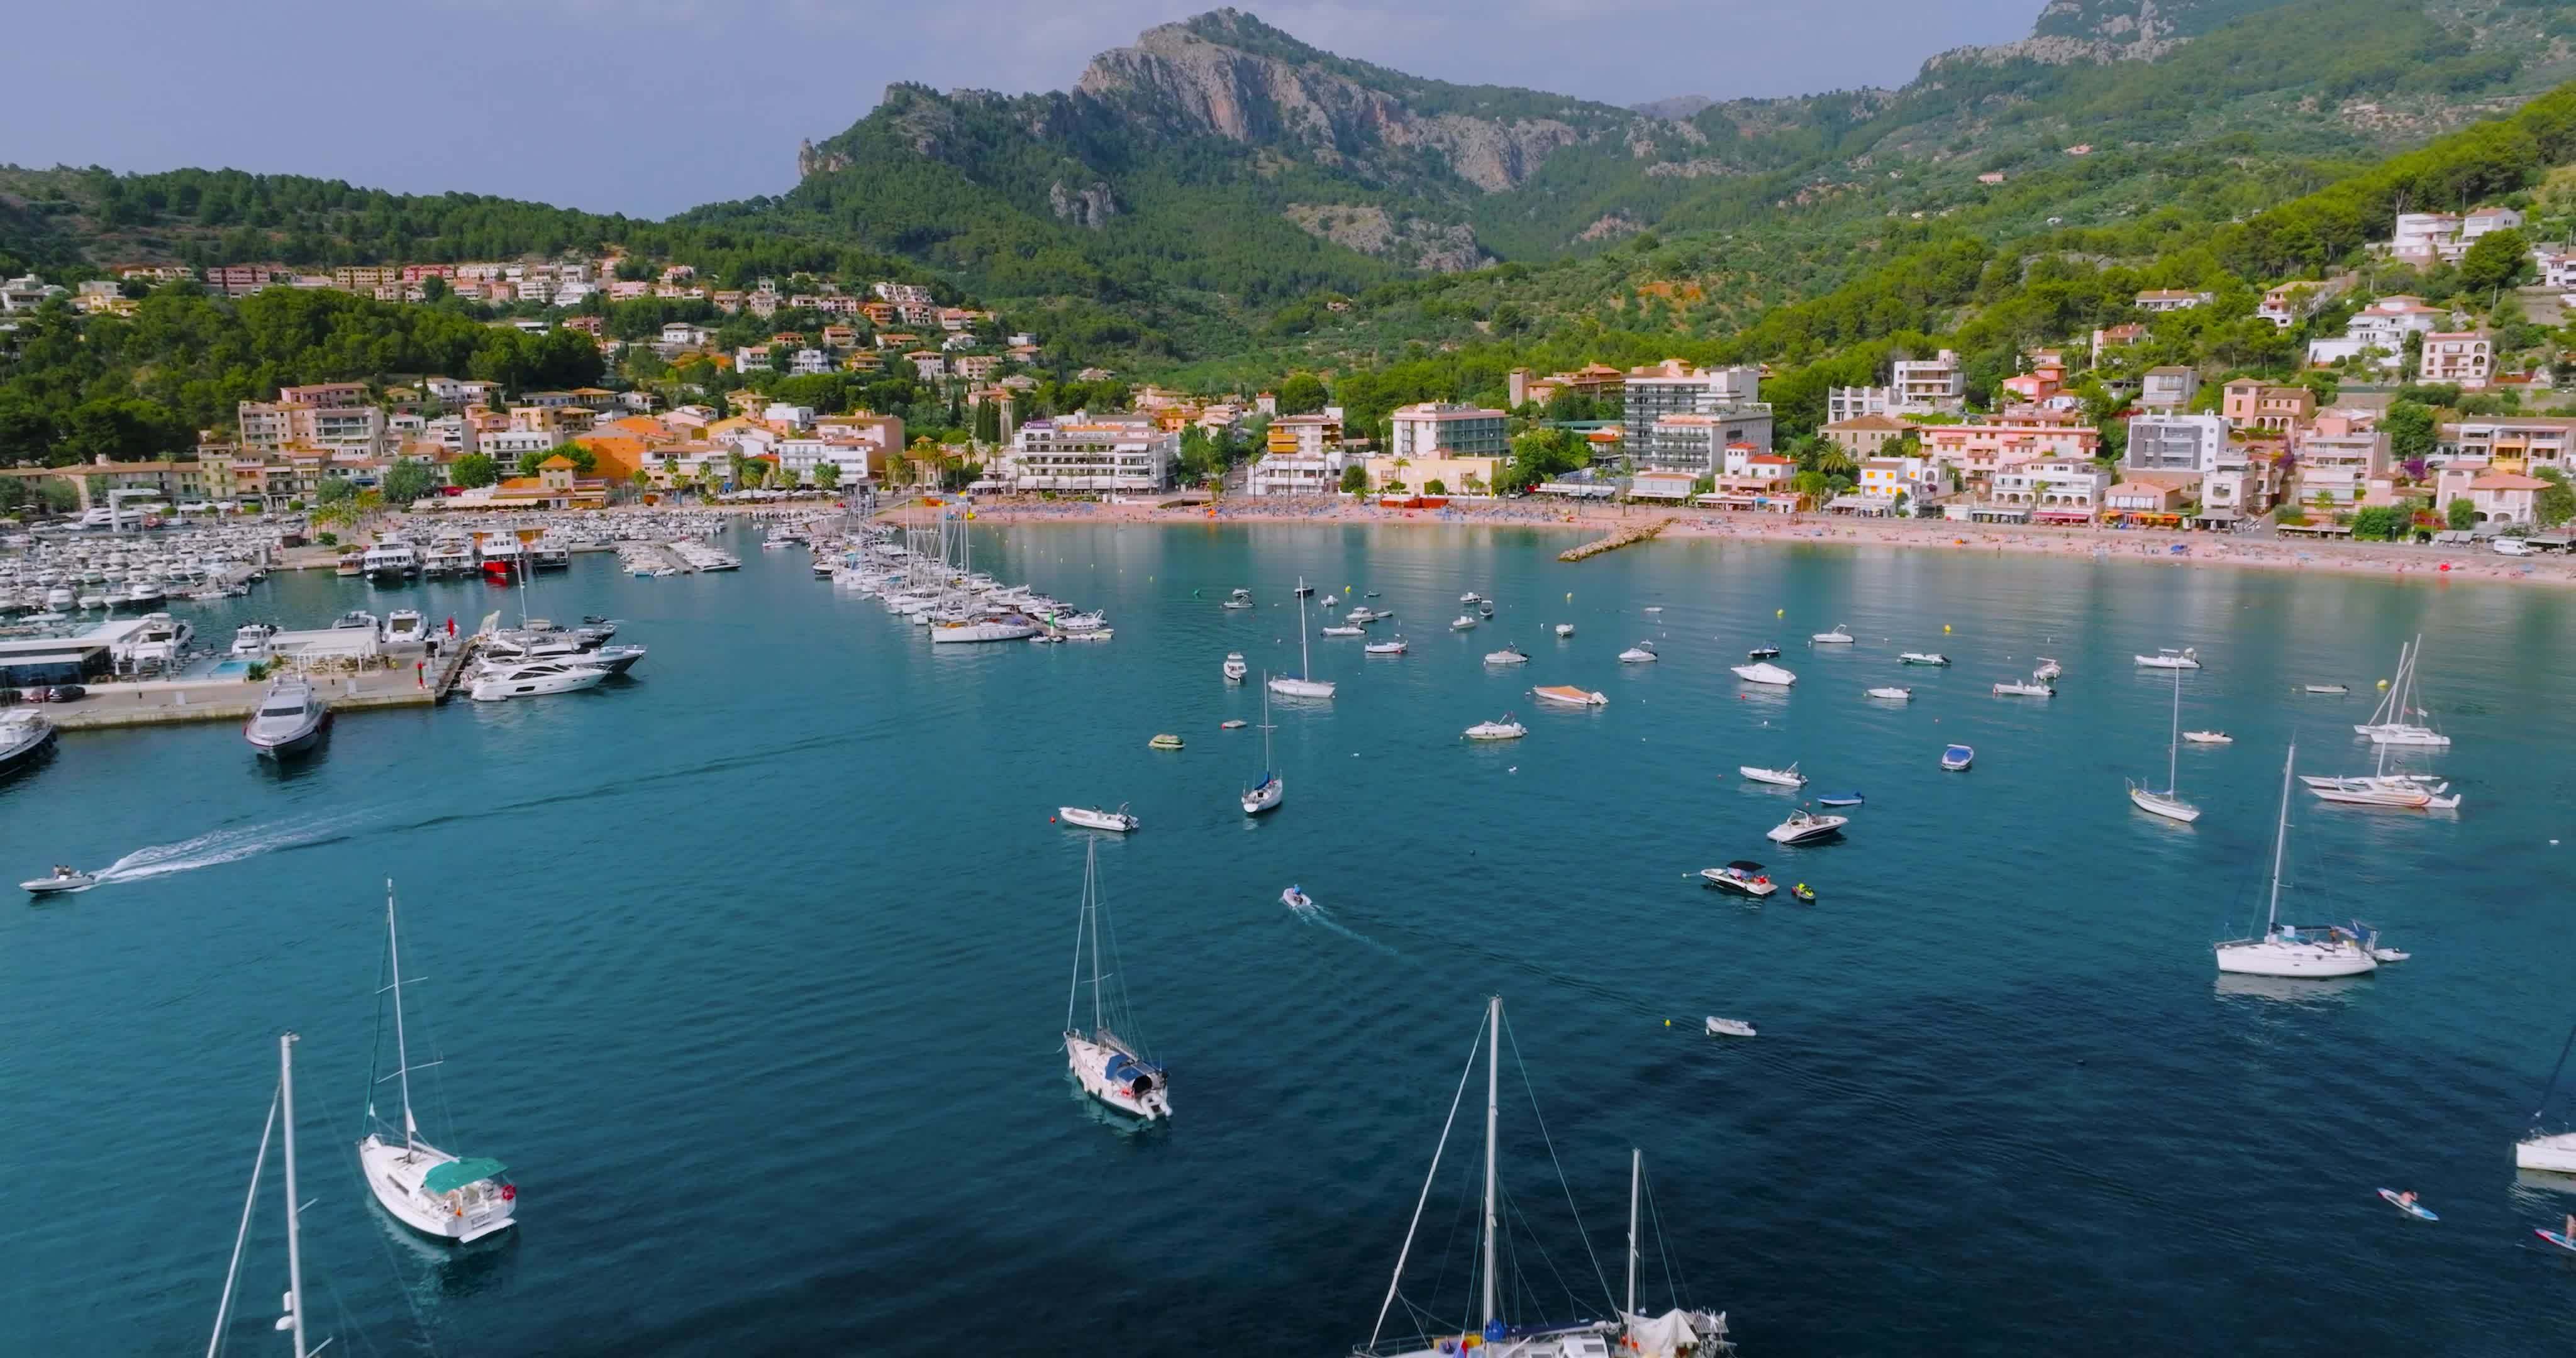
[357,880,519,1243]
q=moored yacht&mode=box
[2214,745,2379,980]
[1223,652,1248,683]
[1731,661,1796,686]
[1765,807,1848,844]
[358,883,519,1242]
[469,658,608,701]
[0,707,56,775]
[228,622,278,658]
[362,536,421,583]
[243,676,330,759]
[2136,646,2201,670]
[1063,842,1170,1121]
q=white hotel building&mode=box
[997,414,1175,494]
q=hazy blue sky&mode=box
[5,1,2038,218]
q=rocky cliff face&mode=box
[1926,0,2275,69]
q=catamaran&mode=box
[2355,635,2452,747]
[2127,665,2199,824]
[358,882,519,1243]
[1269,589,1336,700]
[1063,841,1170,1122]
[2212,746,2380,979]
[1243,683,1283,815]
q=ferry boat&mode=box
[363,536,420,583]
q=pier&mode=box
[1560,517,1677,561]
[428,611,497,702]
[42,670,435,731]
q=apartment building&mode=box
[2219,378,2314,433]
[1389,402,1509,461]
[1623,362,1772,468]
[2420,332,2494,389]
[1001,414,1175,493]
[2438,417,2576,476]
[1250,414,1346,496]
[2124,414,2230,475]
[2139,366,2201,411]
[1990,458,2110,522]
[2293,416,2391,506]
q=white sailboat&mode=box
[357,882,519,1243]
[1269,588,1336,700]
[2213,746,2380,980]
[2127,665,2199,823]
[2516,1018,2576,1174]
[206,1032,324,1358]
[1243,682,1283,815]
[1063,841,1170,1121]
[2355,634,2452,747]
[1352,997,1728,1358]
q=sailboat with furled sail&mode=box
[1243,681,1282,815]
[1269,587,1336,700]
[357,881,519,1243]
[1348,996,1729,1358]
[2212,746,2379,980]
[2127,664,2199,823]
[1063,841,1170,1122]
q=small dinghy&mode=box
[1221,719,1248,730]
[22,867,97,895]
[1282,885,1314,911]
[2183,731,2233,744]
[1740,763,1806,788]
[1705,1017,1757,1038]
[1815,793,1864,808]
[1865,686,1912,701]
[1058,804,1140,833]
[2377,1189,2438,1222]
[1148,734,1185,751]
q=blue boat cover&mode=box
[1944,745,1972,758]
[1104,1052,1163,1083]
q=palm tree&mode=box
[1818,446,1857,479]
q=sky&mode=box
[3,0,2040,218]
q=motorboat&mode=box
[2519,1131,2576,1174]
[1363,636,1408,656]
[243,676,330,760]
[930,616,1041,644]
[1865,686,1912,701]
[1941,744,1974,771]
[333,610,380,635]
[1701,860,1777,898]
[334,550,365,577]
[2128,664,2200,824]
[1343,607,1382,624]
[2033,657,2063,681]
[1,707,57,775]
[1748,644,1781,660]
[1705,1017,1758,1037]
[1220,720,1247,730]
[1321,624,1367,638]
[1530,685,1607,707]
[2184,731,2233,744]
[1450,614,1479,630]
[358,884,520,1242]
[1554,623,1575,638]
[228,622,277,658]
[468,659,608,701]
[1459,591,1484,605]
[1992,676,2055,697]
[2304,683,2350,695]
[1898,651,1950,666]
[1148,733,1185,750]
[1064,843,1171,1122]
[1740,763,1806,788]
[362,536,420,582]
[1462,716,1526,741]
[1812,624,1854,644]
[2136,646,2201,670]
[1282,885,1314,911]
[21,866,95,895]
[1058,804,1140,833]
[1765,808,1848,845]
[1731,661,1796,686]
[2214,745,2380,980]
[384,609,426,644]
[1484,645,1529,665]
[1477,600,1495,619]
[1816,792,1865,808]
[1222,588,1253,610]
[1619,643,1658,663]
[1223,652,1248,683]
[584,644,648,676]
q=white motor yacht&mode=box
[1223,652,1248,683]
[1706,1017,1758,1037]
[243,677,330,760]
[2136,646,2201,670]
[1811,624,1855,644]
[362,536,420,583]
[1344,607,1383,624]
[2034,657,2063,681]
[1,707,57,775]
[2184,731,2233,744]
[1222,588,1253,610]
[469,660,608,701]
[1731,661,1796,686]
[228,622,278,658]
[1741,763,1806,788]
[1058,804,1140,833]
[1484,645,1529,665]
[1765,808,1848,845]
[1463,716,1526,741]
[1865,686,1913,701]
[1322,624,1367,638]
[1618,642,1658,663]
[1450,614,1479,631]
[1554,623,1575,638]
[384,609,426,645]
[2214,745,2380,979]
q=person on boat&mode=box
[2399,1191,2419,1208]
[2565,1212,2573,1241]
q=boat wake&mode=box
[92,810,374,885]
[1288,898,1402,959]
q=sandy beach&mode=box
[882,495,2576,588]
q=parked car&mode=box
[43,684,86,702]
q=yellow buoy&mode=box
[1943,623,1952,633]
[1664,1018,1671,1027]
[1776,608,1784,617]
[2378,678,2390,689]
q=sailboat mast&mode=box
[2168,665,2181,792]
[1624,1148,1640,1322]
[1065,847,1087,1033]
[1480,995,1501,1332]
[386,881,416,1150]
[205,1085,279,1358]
[1299,590,1312,680]
[1087,845,1104,1035]
[279,1032,309,1358]
[2265,744,2294,933]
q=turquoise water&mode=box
[7,524,2576,1355]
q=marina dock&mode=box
[1560,516,1677,561]
[41,670,435,731]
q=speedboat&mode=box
[1765,808,1848,845]
[2183,731,2233,744]
[469,660,609,701]
[1450,614,1478,630]
[1220,720,1247,730]
[1222,588,1253,610]
[1530,685,1607,707]
[1343,607,1382,624]
[1,707,58,774]
[1705,1017,1758,1037]
[1747,644,1781,660]
[2304,683,2349,695]
[1459,591,1483,605]
[1223,652,1248,682]
[1812,624,1854,644]
[243,677,330,759]
[1477,600,1495,619]
[1816,792,1865,808]
[1700,860,1777,898]
[1865,686,1912,701]
[1941,744,1975,771]
[1321,624,1367,638]
[1619,643,1658,663]
[1462,716,1526,741]
[21,866,96,895]
[1741,763,1806,788]
[384,609,426,644]
[1992,676,2055,697]
[1898,652,1949,666]
[583,644,647,676]
[1363,636,1408,656]
[1058,804,1140,833]
[1282,885,1314,911]
[1732,661,1796,687]
[1554,623,1574,638]
[1484,645,1529,665]
[2136,646,2201,670]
